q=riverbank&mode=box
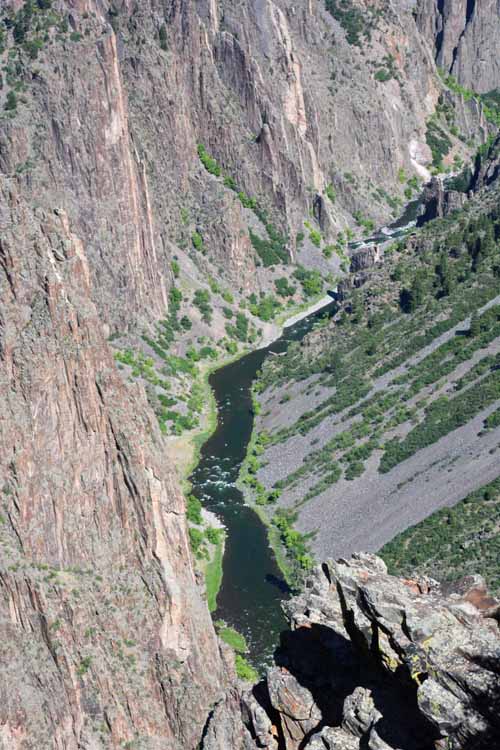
[236,387,298,588]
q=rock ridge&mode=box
[244,554,500,750]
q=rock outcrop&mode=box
[416,176,467,224]
[470,133,500,191]
[350,244,382,273]
[246,554,500,750]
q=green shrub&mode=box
[159,23,168,50]
[5,90,17,111]
[249,229,288,267]
[293,266,323,298]
[235,654,259,682]
[193,289,212,323]
[189,527,207,558]
[226,312,249,342]
[225,341,238,355]
[309,229,322,248]
[77,656,92,676]
[186,495,203,525]
[205,527,222,545]
[216,623,248,652]
[197,144,221,177]
[275,277,296,297]
[325,184,336,203]
[191,232,203,251]
[238,191,257,210]
[325,0,371,45]
[249,294,281,321]
[375,68,392,82]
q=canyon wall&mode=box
[415,0,500,93]
[1,0,448,334]
[0,183,252,748]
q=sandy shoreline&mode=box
[256,293,335,350]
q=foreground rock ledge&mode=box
[243,554,500,750]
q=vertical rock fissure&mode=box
[466,0,477,25]
[435,0,446,59]
[451,0,477,74]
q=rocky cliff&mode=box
[0,182,255,748]
[1,0,484,327]
[415,0,500,94]
[0,1,499,748]
[244,554,500,750]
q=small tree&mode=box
[468,312,481,338]
[159,23,168,51]
[5,90,17,111]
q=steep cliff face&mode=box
[244,554,500,750]
[0,185,251,748]
[415,0,500,93]
[0,0,460,337]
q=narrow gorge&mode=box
[0,0,499,748]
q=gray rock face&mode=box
[245,554,500,750]
[471,133,500,190]
[417,176,467,224]
[415,0,500,93]
[350,245,381,273]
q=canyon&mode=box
[0,0,499,748]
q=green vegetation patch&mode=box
[380,477,500,596]
[205,533,224,612]
[214,622,259,681]
[272,509,313,584]
[197,143,221,177]
[324,0,380,46]
[380,365,500,473]
[426,119,452,170]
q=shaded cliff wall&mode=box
[415,0,500,93]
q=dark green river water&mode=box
[189,301,336,668]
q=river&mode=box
[188,300,337,669]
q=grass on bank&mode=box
[205,534,224,612]
[215,621,259,682]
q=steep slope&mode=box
[380,476,500,596]
[415,0,500,94]
[245,147,500,580]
